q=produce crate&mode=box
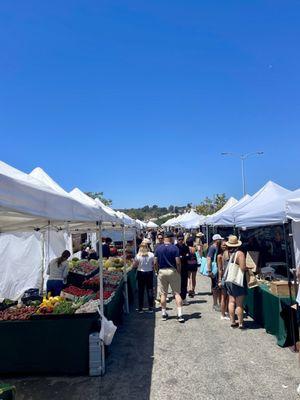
[270,280,297,297]
[67,268,99,287]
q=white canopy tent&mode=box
[146,221,159,228]
[286,196,300,270]
[234,181,291,228]
[205,197,238,226]
[161,216,179,227]
[211,194,251,226]
[177,210,206,229]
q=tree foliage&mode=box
[195,194,227,216]
[85,191,112,206]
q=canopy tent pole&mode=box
[283,222,297,352]
[133,228,137,256]
[122,225,129,314]
[40,230,45,293]
[97,221,105,375]
[206,225,209,245]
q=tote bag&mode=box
[200,248,218,276]
[225,252,244,288]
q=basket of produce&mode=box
[67,260,99,287]
[61,286,95,301]
[0,305,37,321]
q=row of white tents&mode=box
[162,181,300,229]
[0,160,157,300]
[162,181,300,267]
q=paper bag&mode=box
[246,251,260,273]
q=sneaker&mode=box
[146,308,154,313]
[220,315,230,321]
[162,313,168,321]
[177,315,185,323]
[213,304,221,312]
[182,299,189,306]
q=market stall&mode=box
[0,160,122,375]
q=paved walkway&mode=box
[4,275,300,399]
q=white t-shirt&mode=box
[135,252,154,272]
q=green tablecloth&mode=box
[127,268,137,304]
[104,278,124,324]
[0,314,100,375]
[244,283,297,347]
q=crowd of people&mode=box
[46,228,251,328]
[133,229,251,328]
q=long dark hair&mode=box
[57,250,71,267]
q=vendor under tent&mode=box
[0,160,121,375]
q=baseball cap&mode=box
[212,234,224,241]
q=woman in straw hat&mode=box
[133,241,154,313]
[224,235,249,329]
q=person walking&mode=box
[224,235,248,329]
[217,240,230,320]
[133,242,154,313]
[207,234,223,311]
[176,234,189,305]
[154,232,184,323]
[186,237,199,298]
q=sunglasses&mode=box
[178,238,184,241]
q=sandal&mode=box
[238,324,245,330]
[230,322,238,328]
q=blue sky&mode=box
[1,1,300,208]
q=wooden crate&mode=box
[270,280,296,297]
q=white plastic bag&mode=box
[99,312,117,346]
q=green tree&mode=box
[85,191,112,206]
[195,194,227,216]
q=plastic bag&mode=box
[99,313,117,346]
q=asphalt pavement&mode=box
[3,275,300,400]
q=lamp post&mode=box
[221,151,264,196]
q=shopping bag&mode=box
[99,311,117,346]
[246,269,259,289]
[200,256,218,276]
[225,253,244,287]
[246,251,260,273]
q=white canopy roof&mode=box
[135,219,147,229]
[205,197,238,225]
[287,197,300,222]
[0,161,102,232]
[176,210,206,229]
[211,194,251,226]
[30,167,118,226]
[161,216,179,227]
[234,181,291,228]
[147,221,159,228]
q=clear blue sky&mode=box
[1,1,300,209]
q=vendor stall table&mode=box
[127,268,137,304]
[244,283,298,347]
[104,278,124,324]
[0,313,99,375]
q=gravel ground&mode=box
[2,275,300,400]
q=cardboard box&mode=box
[270,280,296,297]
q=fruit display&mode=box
[69,260,99,276]
[82,276,100,291]
[104,257,124,270]
[0,305,37,321]
[36,296,64,314]
[75,299,99,314]
[61,285,94,298]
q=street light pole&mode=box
[221,151,264,196]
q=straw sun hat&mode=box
[226,235,242,248]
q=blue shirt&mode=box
[154,244,179,269]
